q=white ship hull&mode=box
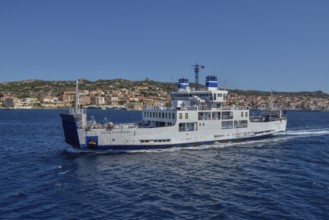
[61,70,287,151]
[61,109,287,150]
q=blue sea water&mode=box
[0,109,329,219]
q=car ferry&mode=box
[60,66,287,150]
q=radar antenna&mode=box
[192,64,205,91]
[75,80,80,113]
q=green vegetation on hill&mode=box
[0,79,328,99]
[229,89,329,99]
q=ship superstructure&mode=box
[60,67,287,150]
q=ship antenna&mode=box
[270,89,274,110]
[192,64,205,91]
[75,80,80,113]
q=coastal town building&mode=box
[127,102,143,110]
[79,95,91,106]
[3,97,23,108]
[92,96,105,106]
[107,96,119,106]
[59,91,75,104]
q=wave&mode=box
[280,129,329,137]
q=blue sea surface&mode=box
[0,109,329,219]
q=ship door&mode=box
[86,136,98,148]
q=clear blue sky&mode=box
[1,0,328,92]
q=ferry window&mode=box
[222,111,233,119]
[168,113,171,119]
[179,113,182,119]
[241,112,244,117]
[185,113,188,119]
[172,113,175,119]
[199,112,211,120]
[212,112,220,120]
[245,112,248,117]
[165,113,168,118]
[162,113,164,118]
[234,120,248,128]
[179,122,197,132]
[153,112,155,118]
[223,94,226,100]
[214,94,217,100]
[222,121,233,129]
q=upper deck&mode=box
[169,75,229,111]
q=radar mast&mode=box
[193,64,205,91]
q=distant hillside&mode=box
[0,79,328,99]
[229,89,329,99]
[0,79,176,99]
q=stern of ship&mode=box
[60,113,81,147]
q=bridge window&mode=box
[185,113,188,119]
[179,113,182,119]
[245,112,248,117]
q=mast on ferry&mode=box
[193,64,205,91]
[75,80,80,113]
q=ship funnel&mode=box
[178,78,190,90]
[206,75,218,90]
